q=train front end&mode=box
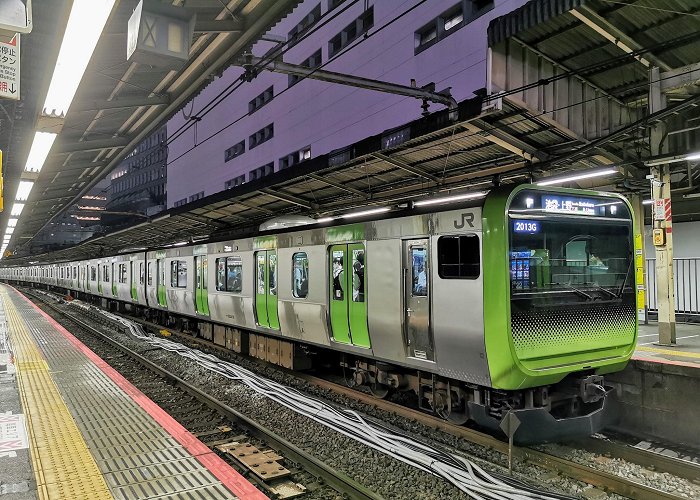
[480,185,637,443]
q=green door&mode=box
[329,244,370,348]
[157,259,167,307]
[254,251,280,329]
[195,256,210,316]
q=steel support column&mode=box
[649,67,676,345]
[629,194,647,324]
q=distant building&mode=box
[167,0,525,206]
[105,124,167,225]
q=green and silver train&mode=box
[2,184,637,443]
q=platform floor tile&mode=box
[1,286,249,500]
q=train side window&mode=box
[351,249,365,302]
[292,252,309,298]
[268,254,277,296]
[119,264,127,283]
[437,235,480,279]
[147,262,153,286]
[171,260,188,288]
[411,247,428,296]
[226,257,242,292]
[216,258,226,290]
[90,266,96,281]
[103,265,110,281]
[139,263,145,285]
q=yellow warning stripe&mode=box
[1,289,113,500]
[637,345,700,360]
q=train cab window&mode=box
[171,260,188,288]
[147,262,153,285]
[292,252,309,298]
[351,249,365,302]
[437,235,480,279]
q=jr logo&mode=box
[454,212,475,229]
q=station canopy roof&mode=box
[4,0,700,266]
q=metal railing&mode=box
[646,258,700,315]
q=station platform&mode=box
[634,321,700,368]
[0,284,266,500]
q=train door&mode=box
[403,239,433,360]
[328,243,370,348]
[156,259,167,307]
[130,261,138,301]
[254,251,279,329]
[194,256,210,316]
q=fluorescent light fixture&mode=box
[24,131,57,172]
[414,191,488,207]
[686,152,700,161]
[171,241,188,247]
[15,181,34,201]
[7,218,17,227]
[341,207,391,219]
[77,205,105,211]
[525,197,534,208]
[11,203,25,216]
[5,228,14,235]
[643,199,653,205]
[43,0,117,116]
[316,217,335,223]
[683,193,700,200]
[536,168,617,187]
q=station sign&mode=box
[0,34,19,100]
[0,0,32,37]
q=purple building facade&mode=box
[166,0,528,207]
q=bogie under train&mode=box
[2,184,637,443]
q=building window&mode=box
[170,260,188,288]
[289,49,322,87]
[328,6,373,57]
[224,174,246,190]
[249,123,274,149]
[415,1,494,54]
[249,86,274,114]
[188,191,205,203]
[279,146,311,170]
[288,3,321,46]
[328,0,345,11]
[224,140,245,162]
[437,235,480,279]
[292,252,309,298]
[248,162,274,182]
[216,257,243,292]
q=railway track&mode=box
[26,288,699,500]
[28,291,380,500]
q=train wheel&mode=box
[369,382,391,399]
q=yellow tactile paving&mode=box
[1,290,114,500]
[637,345,700,360]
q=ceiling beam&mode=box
[259,188,314,209]
[55,137,129,154]
[72,95,170,112]
[306,173,369,198]
[371,152,441,183]
[570,5,672,71]
[461,119,548,163]
[194,19,244,33]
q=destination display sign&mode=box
[513,220,540,233]
[542,196,598,216]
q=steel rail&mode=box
[31,290,694,500]
[33,296,381,500]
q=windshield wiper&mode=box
[563,283,594,301]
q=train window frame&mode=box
[170,260,188,288]
[292,252,309,299]
[437,234,480,279]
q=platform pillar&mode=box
[629,194,647,324]
[649,66,676,345]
